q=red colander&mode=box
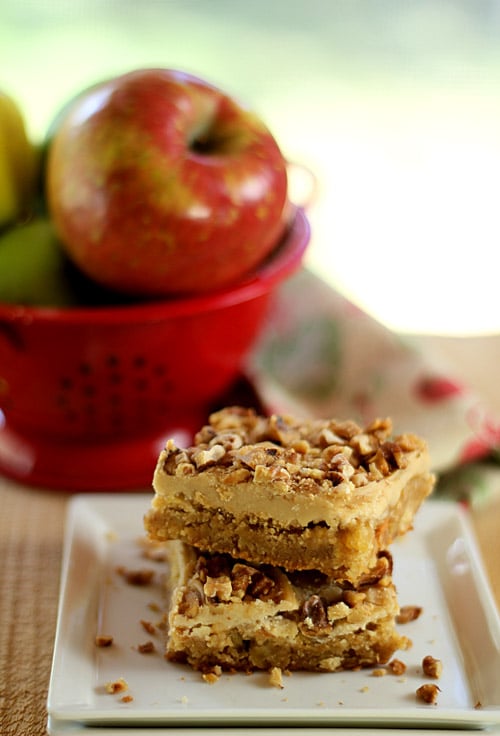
[0,207,310,491]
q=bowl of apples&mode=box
[0,70,310,491]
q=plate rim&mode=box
[47,494,500,728]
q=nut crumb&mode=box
[148,601,161,612]
[396,605,423,624]
[475,701,482,709]
[388,658,407,676]
[416,683,440,704]
[422,655,442,679]
[202,666,222,684]
[140,619,157,635]
[95,634,113,648]
[359,686,369,693]
[269,666,284,689]
[105,678,128,694]
[138,640,156,654]
[117,567,155,586]
[120,694,134,703]
[372,668,387,677]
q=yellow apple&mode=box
[0,91,39,229]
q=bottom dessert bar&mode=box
[164,541,409,673]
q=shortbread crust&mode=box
[145,407,434,583]
[164,541,409,673]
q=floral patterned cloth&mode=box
[247,268,500,508]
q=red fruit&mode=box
[46,68,289,296]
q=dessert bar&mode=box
[145,407,434,584]
[164,540,409,673]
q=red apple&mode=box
[45,68,290,296]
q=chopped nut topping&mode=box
[204,574,233,601]
[416,683,440,704]
[178,585,204,617]
[209,432,243,451]
[192,444,226,468]
[422,655,443,679]
[301,594,329,629]
[180,553,287,610]
[159,407,427,494]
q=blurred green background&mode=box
[3,0,500,334]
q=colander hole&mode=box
[134,378,149,392]
[56,394,69,407]
[111,414,124,429]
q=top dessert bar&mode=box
[145,407,434,583]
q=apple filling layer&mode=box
[164,541,409,673]
[145,407,435,584]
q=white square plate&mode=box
[47,495,500,729]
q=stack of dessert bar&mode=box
[144,406,435,673]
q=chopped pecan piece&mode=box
[388,658,406,675]
[422,655,443,679]
[95,634,113,648]
[396,605,423,624]
[179,582,205,617]
[192,444,226,468]
[117,567,155,586]
[105,678,128,694]
[416,683,440,704]
[301,594,329,629]
[138,640,156,654]
[204,574,232,601]
[140,619,156,635]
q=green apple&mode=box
[0,216,137,307]
[0,217,79,306]
[0,91,39,229]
